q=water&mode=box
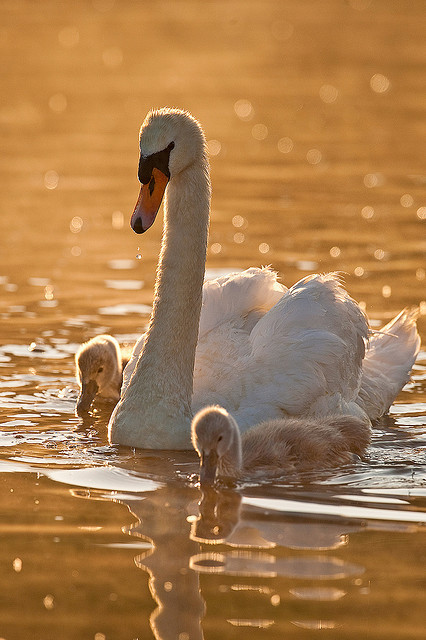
[1,1,425,638]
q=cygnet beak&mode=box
[76,379,99,415]
[199,449,219,484]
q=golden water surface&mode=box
[0,1,425,639]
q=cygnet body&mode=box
[191,405,370,483]
[75,334,124,414]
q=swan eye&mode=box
[138,142,175,184]
[98,367,103,373]
[217,435,223,443]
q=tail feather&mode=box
[325,415,371,456]
[357,308,420,419]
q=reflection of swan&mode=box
[67,465,424,638]
[75,335,125,414]
[124,486,205,640]
[108,108,420,449]
[191,405,370,482]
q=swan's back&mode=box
[194,272,369,427]
[250,273,368,406]
[193,267,286,416]
[199,266,286,337]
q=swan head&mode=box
[75,335,122,415]
[131,107,207,234]
[191,406,242,483]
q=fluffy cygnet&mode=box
[191,405,370,483]
[75,334,125,415]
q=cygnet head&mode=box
[131,107,208,234]
[191,406,242,483]
[75,335,122,415]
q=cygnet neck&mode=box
[219,419,243,477]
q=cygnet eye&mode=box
[98,366,104,373]
[217,435,223,443]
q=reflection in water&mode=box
[190,486,365,632]
[125,486,205,640]
[77,481,423,640]
[190,550,363,580]
[191,486,243,544]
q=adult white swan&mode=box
[108,108,420,449]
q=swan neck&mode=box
[133,156,211,406]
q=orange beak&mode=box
[131,167,169,234]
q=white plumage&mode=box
[193,269,369,427]
[108,108,420,450]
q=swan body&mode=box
[108,107,420,450]
[75,334,124,414]
[191,405,371,482]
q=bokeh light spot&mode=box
[319,84,339,104]
[207,139,221,156]
[361,206,375,219]
[307,149,322,165]
[374,249,386,260]
[252,123,268,140]
[382,285,392,298]
[370,73,391,93]
[43,594,54,610]
[44,285,54,301]
[44,170,59,190]
[232,215,245,228]
[400,194,414,207]
[277,137,294,153]
[364,173,384,188]
[13,558,22,572]
[416,268,425,281]
[234,99,254,121]
[70,216,83,233]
